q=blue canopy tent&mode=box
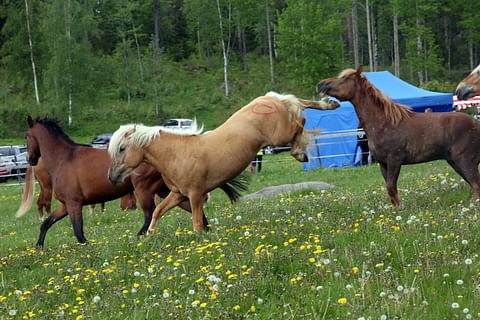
[304,71,453,169]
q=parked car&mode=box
[162,118,194,130]
[90,133,112,149]
[0,145,28,182]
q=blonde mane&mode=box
[340,69,412,125]
[109,120,203,159]
[265,91,304,120]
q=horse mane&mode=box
[109,120,203,158]
[265,91,304,120]
[341,69,413,125]
[33,117,79,145]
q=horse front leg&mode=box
[66,202,87,244]
[148,192,187,233]
[36,204,68,248]
[384,162,402,207]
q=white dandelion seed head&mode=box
[8,310,17,316]
[131,288,137,294]
[463,308,470,314]
[236,215,242,221]
[379,292,387,298]
[462,240,469,245]
[451,302,460,309]
[163,292,170,298]
[188,289,195,295]
[14,290,22,296]
[380,315,387,320]
[134,271,140,277]
[395,215,402,221]
[465,258,473,265]
[443,273,450,278]
[93,295,101,303]
[396,285,404,292]
[316,286,323,291]
[244,231,250,237]
[456,279,464,285]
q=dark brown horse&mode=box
[318,66,480,206]
[455,64,480,100]
[17,158,137,219]
[23,116,201,248]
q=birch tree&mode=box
[216,0,231,97]
[24,0,40,106]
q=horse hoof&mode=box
[35,243,44,249]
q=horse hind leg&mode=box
[67,202,87,244]
[447,159,480,203]
[380,162,402,207]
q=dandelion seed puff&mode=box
[243,231,250,237]
[131,288,137,294]
[163,292,170,298]
[322,258,331,265]
[443,273,450,278]
[451,302,460,309]
[285,210,290,214]
[134,271,140,277]
[334,272,341,278]
[380,315,387,320]
[316,286,323,291]
[463,308,470,314]
[188,289,195,295]
[466,314,472,320]
[58,310,65,317]
[257,298,264,304]
[456,280,464,285]
[465,259,473,265]
[236,215,242,221]
[379,292,387,298]
[437,235,444,240]
[346,284,353,290]
[14,290,22,296]
[395,215,402,221]
[92,295,101,303]
[462,240,469,245]
[357,317,365,320]
[396,285,404,292]
[9,310,17,316]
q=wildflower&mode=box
[192,300,200,307]
[188,289,195,295]
[249,305,256,312]
[316,286,323,291]
[462,240,469,245]
[451,302,460,309]
[233,305,241,311]
[163,291,170,298]
[463,308,470,314]
[465,259,472,265]
[257,298,264,304]
[236,215,242,221]
[397,285,404,292]
[93,295,101,303]
[134,271,140,277]
[456,280,464,285]
[352,266,359,274]
[380,315,387,320]
[337,297,347,305]
[8,309,17,316]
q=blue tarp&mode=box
[304,71,453,169]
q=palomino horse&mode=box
[455,64,480,100]
[108,92,339,233]
[24,116,247,248]
[317,66,480,207]
[18,158,137,219]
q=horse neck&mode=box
[36,128,76,174]
[350,87,389,135]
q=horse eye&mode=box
[119,146,125,153]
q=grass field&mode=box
[1,155,479,319]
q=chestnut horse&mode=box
[455,64,480,100]
[108,92,339,233]
[318,66,480,207]
[24,116,247,248]
[17,158,137,219]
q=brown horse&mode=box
[107,92,339,233]
[455,64,480,100]
[24,116,248,248]
[17,158,137,219]
[317,66,480,207]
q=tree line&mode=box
[0,0,479,133]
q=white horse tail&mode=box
[16,165,35,218]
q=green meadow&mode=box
[0,155,479,319]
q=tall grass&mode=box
[0,156,479,319]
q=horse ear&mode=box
[356,65,364,75]
[27,115,34,128]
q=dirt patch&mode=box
[241,181,334,201]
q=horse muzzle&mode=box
[455,84,474,101]
[317,81,332,95]
[107,168,122,185]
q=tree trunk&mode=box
[265,0,275,87]
[132,19,144,85]
[352,2,359,68]
[154,0,164,50]
[416,16,424,84]
[64,0,73,126]
[216,0,229,97]
[24,0,40,106]
[122,34,131,107]
[469,40,474,70]
[443,17,451,72]
[371,7,378,71]
[365,0,373,71]
[393,8,400,76]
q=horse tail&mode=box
[219,172,250,203]
[16,165,35,218]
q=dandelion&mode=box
[131,288,137,294]
[8,310,17,316]
[380,315,387,320]
[452,302,460,309]
[463,308,470,314]
[249,305,257,312]
[316,286,323,291]
[14,290,22,296]
[337,297,347,304]
[236,215,242,221]
[188,289,195,295]
[456,280,464,285]
[395,215,402,221]
[462,240,469,245]
[93,295,101,303]
[133,271,140,277]
[163,291,170,299]
[191,300,200,307]
[257,298,264,304]
[379,292,387,298]
[233,305,241,311]
[465,259,472,265]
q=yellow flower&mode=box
[200,302,207,308]
[337,297,347,305]
[352,266,359,274]
[233,305,241,311]
[249,305,257,312]
[210,293,217,300]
